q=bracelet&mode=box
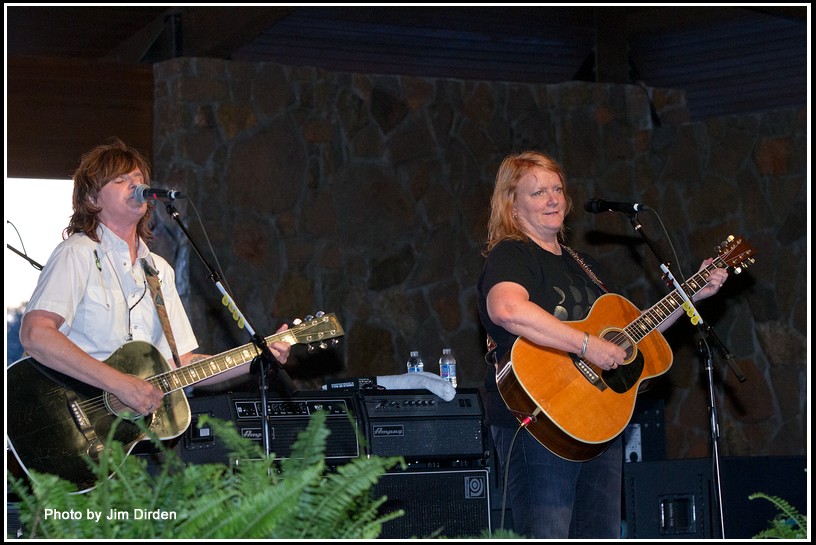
[578,332,590,358]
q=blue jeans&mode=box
[491,425,623,538]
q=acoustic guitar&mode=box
[497,236,755,461]
[6,312,344,493]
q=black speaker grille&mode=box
[372,469,491,539]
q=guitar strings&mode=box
[599,261,719,364]
[69,316,331,417]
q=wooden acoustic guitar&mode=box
[497,236,755,461]
[6,312,344,493]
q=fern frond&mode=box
[11,409,429,539]
[749,492,807,539]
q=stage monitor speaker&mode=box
[623,455,807,539]
[7,502,23,539]
[718,455,806,539]
[623,458,713,539]
[180,391,359,466]
[358,388,486,462]
[371,469,491,539]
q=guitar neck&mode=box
[148,330,298,395]
[625,256,726,343]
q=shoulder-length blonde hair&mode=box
[67,138,153,243]
[483,151,572,255]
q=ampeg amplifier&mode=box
[180,391,360,465]
[358,388,486,462]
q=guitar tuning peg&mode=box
[319,341,327,350]
[733,266,743,274]
[315,310,325,318]
[331,339,339,346]
[292,318,303,326]
[306,344,315,353]
[304,314,314,322]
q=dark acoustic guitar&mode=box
[497,236,755,461]
[7,312,344,493]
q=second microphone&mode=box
[584,198,649,215]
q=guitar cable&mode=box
[498,407,543,531]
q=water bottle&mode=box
[406,350,424,373]
[438,348,457,388]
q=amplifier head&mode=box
[359,388,486,462]
[180,391,360,466]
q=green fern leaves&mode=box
[10,410,404,539]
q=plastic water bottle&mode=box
[438,348,457,387]
[406,350,424,373]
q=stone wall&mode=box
[152,58,806,459]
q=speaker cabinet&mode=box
[624,458,713,539]
[623,397,666,463]
[718,455,807,539]
[623,455,807,539]
[7,502,23,539]
[372,469,491,539]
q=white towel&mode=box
[375,372,457,401]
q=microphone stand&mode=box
[6,244,43,270]
[697,338,726,538]
[624,212,740,539]
[160,199,297,462]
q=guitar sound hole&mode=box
[601,329,634,361]
[103,392,143,420]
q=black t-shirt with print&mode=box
[476,238,613,428]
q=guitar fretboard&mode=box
[148,331,297,394]
[624,257,725,343]
[143,313,343,395]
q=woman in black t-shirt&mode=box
[476,151,728,538]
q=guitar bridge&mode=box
[65,390,105,460]
[570,354,608,392]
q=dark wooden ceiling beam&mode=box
[594,7,632,84]
[178,6,295,59]
[103,9,178,62]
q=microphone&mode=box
[584,198,649,215]
[133,184,186,203]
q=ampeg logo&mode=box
[373,425,405,437]
[464,474,487,499]
[240,427,264,441]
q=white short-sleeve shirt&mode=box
[23,224,198,364]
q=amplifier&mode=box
[358,388,486,462]
[180,391,360,465]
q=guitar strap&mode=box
[561,244,609,294]
[141,258,182,370]
[484,334,499,366]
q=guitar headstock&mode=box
[289,311,345,351]
[716,235,756,274]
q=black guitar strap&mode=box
[141,258,182,370]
